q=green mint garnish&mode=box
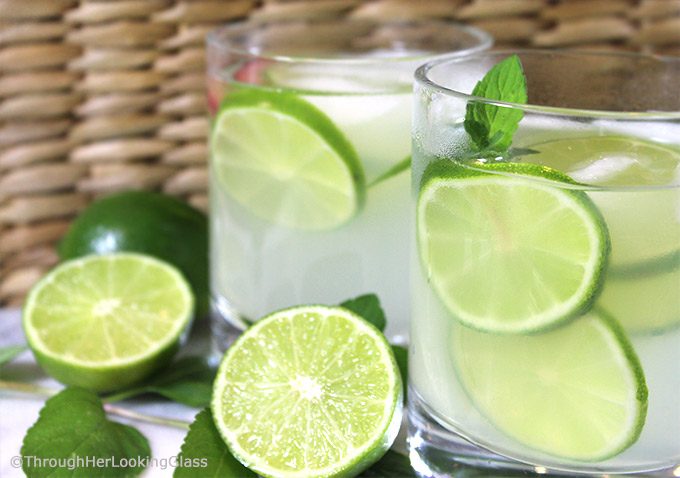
[104,356,216,408]
[464,54,528,155]
[340,293,387,332]
[175,408,256,478]
[21,387,151,477]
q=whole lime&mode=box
[59,191,209,319]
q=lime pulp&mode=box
[211,89,365,230]
[417,160,610,333]
[23,253,194,392]
[451,308,648,461]
[211,305,402,478]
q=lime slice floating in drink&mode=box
[23,253,194,392]
[522,135,680,266]
[212,305,402,478]
[211,89,365,230]
[521,135,680,187]
[417,160,610,333]
[600,265,680,334]
[451,309,648,461]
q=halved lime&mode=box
[211,89,365,230]
[417,161,610,333]
[23,253,194,392]
[211,305,402,478]
[452,309,647,461]
[520,135,680,187]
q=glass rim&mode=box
[205,19,493,65]
[415,48,680,120]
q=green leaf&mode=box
[0,344,26,367]
[340,294,386,332]
[105,356,215,407]
[464,54,527,153]
[369,156,411,188]
[174,408,256,478]
[21,387,150,478]
[361,450,415,477]
[391,345,408,397]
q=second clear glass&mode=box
[206,20,492,349]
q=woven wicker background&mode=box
[1,0,679,306]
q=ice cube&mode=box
[568,156,639,184]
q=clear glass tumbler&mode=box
[206,20,491,350]
[410,50,680,476]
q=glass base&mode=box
[407,389,677,478]
[209,294,247,362]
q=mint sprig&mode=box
[21,387,151,477]
[174,408,256,478]
[104,356,215,408]
[464,54,528,156]
[340,293,387,332]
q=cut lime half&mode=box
[451,309,648,461]
[211,89,365,230]
[23,253,194,392]
[211,305,402,478]
[417,161,610,333]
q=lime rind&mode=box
[451,308,647,462]
[211,89,366,230]
[211,305,402,478]
[418,160,610,333]
[23,253,194,391]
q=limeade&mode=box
[411,124,680,471]
[209,60,416,342]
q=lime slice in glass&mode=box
[451,309,647,461]
[212,305,402,478]
[521,135,680,187]
[23,253,194,392]
[211,89,365,230]
[601,263,680,334]
[417,161,610,333]
[520,135,680,266]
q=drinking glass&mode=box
[410,50,680,476]
[206,20,491,350]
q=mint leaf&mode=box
[464,54,527,153]
[174,408,256,478]
[361,451,415,477]
[340,294,386,332]
[21,387,150,477]
[105,357,215,408]
[0,344,26,367]
[391,345,408,397]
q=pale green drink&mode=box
[410,50,680,475]
[206,21,491,347]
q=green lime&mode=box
[520,135,680,187]
[58,191,208,318]
[211,89,365,230]
[601,265,680,334]
[23,253,194,392]
[211,305,402,478]
[451,309,647,461]
[520,135,680,267]
[417,160,610,333]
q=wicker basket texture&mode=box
[1,0,679,305]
